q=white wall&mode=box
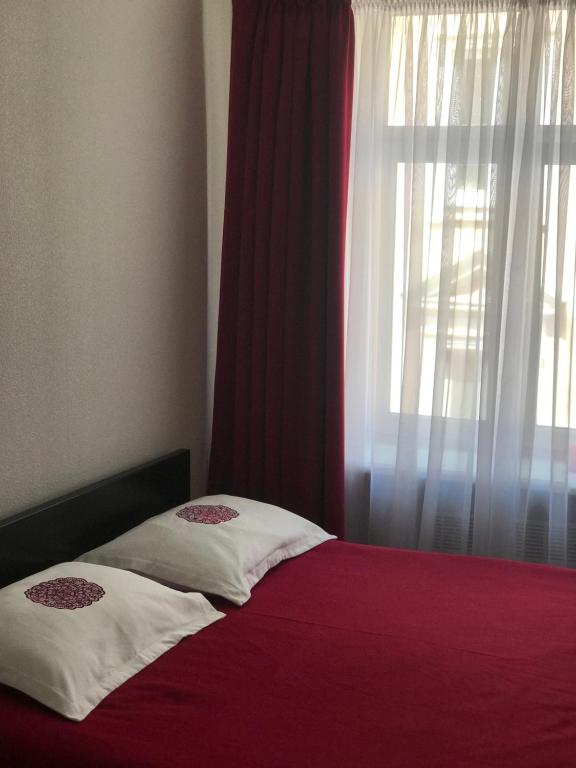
[0,0,207,519]
[203,0,231,440]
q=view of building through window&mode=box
[385,10,576,432]
[390,162,576,429]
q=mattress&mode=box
[2,540,576,767]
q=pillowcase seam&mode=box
[244,534,336,590]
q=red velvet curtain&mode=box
[209,0,354,537]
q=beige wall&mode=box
[203,0,231,439]
[0,0,207,519]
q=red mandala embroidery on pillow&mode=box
[24,577,105,609]
[176,504,239,525]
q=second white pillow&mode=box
[77,494,335,604]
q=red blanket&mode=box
[2,541,576,767]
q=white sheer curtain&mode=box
[346,0,576,566]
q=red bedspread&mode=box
[2,541,576,768]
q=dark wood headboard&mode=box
[0,449,190,588]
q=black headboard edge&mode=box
[0,449,190,588]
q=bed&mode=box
[1,450,576,767]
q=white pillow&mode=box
[0,562,224,720]
[77,494,335,605]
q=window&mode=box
[346,1,576,560]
